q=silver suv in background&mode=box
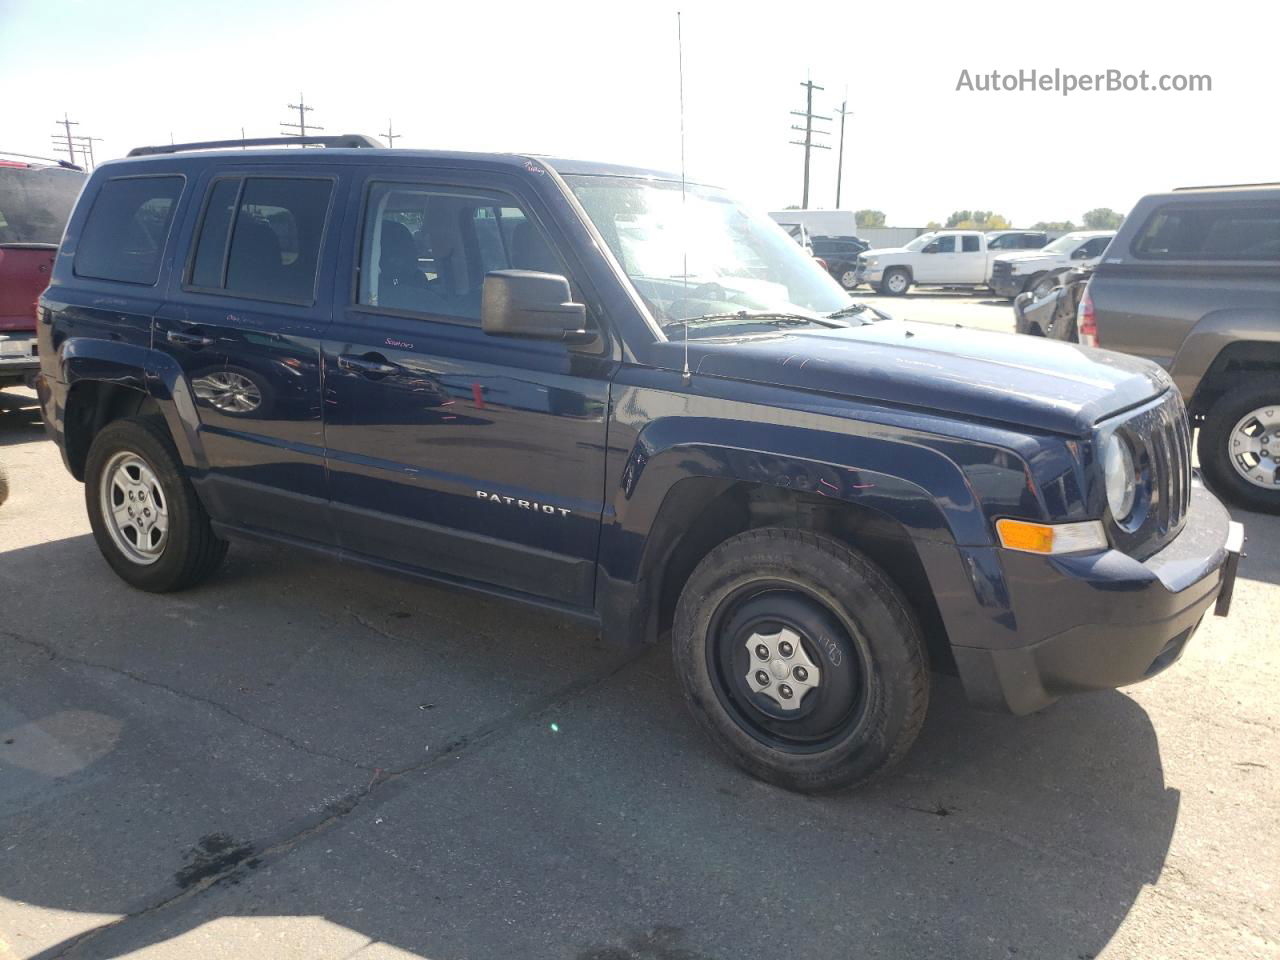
[1081,183,1280,514]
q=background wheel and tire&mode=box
[1198,378,1280,515]
[881,268,911,296]
[84,416,228,590]
[672,528,929,793]
[838,268,860,290]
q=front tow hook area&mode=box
[1215,521,1245,617]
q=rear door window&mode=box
[187,176,334,303]
[75,175,184,284]
[962,235,980,253]
[1132,201,1280,261]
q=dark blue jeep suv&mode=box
[36,135,1242,791]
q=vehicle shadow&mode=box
[1,533,1178,960]
[0,387,43,449]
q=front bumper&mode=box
[855,265,879,285]
[989,275,1025,298]
[0,331,40,385]
[944,484,1242,714]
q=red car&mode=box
[0,154,85,390]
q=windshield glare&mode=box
[1041,232,1088,254]
[565,176,849,335]
[903,232,936,251]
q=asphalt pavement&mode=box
[1,358,1277,960]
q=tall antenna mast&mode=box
[677,11,691,382]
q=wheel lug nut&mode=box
[779,684,793,699]
[779,641,794,657]
[794,666,808,682]
[755,670,770,686]
[755,644,769,660]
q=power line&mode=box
[281,93,323,142]
[381,118,400,148]
[789,78,830,209]
[835,97,853,209]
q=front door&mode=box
[321,169,615,607]
[155,168,344,540]
[918,233,959,282]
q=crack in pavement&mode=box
[2,628,377,773]
[19,640,646,960]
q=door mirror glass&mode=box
[481,270,590,342]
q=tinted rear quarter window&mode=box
[1132,200,1280,261]
[75,176,184,284]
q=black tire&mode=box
[1197,378,1280,514]
[837,267,860,290]
[84,416,228,590]
[881,267,911,296]
[672,528,929,793]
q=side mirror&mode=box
[481,270,592,343]
[1071,248,1090,259]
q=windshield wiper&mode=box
[660,310,835,333]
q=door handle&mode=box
[337,352,400,377]
[166,328,214,347]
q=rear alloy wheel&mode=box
[672,528,929,792]
[1198,378,1280,514]
[85,416,229,590]
[839,268,860,290]
[882,268,910,296]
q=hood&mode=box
[859,246,911,259]
[690,319,1171,435]
[995,250,1060,265]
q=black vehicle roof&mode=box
[102,147,688,183]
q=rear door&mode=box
[320,165,615,607]
[155,166,344,541]
[958,232,986,281]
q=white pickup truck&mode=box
[987,230,1115,299]
[855,230,996,295]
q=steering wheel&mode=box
[686,281,728,302]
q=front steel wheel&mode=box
[673,528,929,792]
[839,269,860,290]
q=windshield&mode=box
[903,232,937,251]
[0,165,84,246]
[564,175,850,337]
[1041,232,1090,254]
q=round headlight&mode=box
[1102,433,1136,520]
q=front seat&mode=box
[380,220,447,313]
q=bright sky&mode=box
[2,0,1274,227]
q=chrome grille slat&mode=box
[1108,390,1193,558]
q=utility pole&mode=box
[54,112,79,163]
[789,78,830,209]
[381,119,400,148]
[835,97,853,209]
[73,135,103,171]
[281,93,323,142]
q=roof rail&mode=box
[1173,181,1280,191]
[127,134,383,157]
[0,150,83,171]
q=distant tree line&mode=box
[850,207,1125,231]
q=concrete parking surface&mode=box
[1,374,1277,960]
